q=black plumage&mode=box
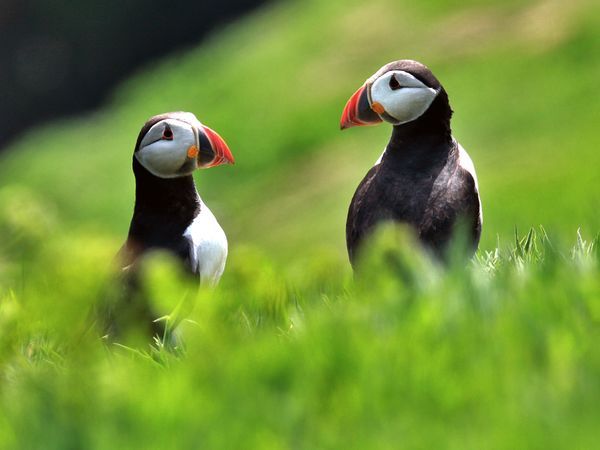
[113,165,199,338]
[120,157,201,270]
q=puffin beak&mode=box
[195,124,235,168]
[340,84,383,130]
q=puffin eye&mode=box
[162,125,173,140]
[389,75,402,91]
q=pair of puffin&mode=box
[119,60,481,333]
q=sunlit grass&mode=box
[0,190,598,448]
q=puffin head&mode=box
[134,112,234,179]
[340,60,451,131]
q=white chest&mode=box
[457,140,483,225]
[182,200,228,286]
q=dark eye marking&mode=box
[389,75,402,91]
[162,125,173,140]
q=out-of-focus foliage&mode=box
[0,191,598,448]
[0,0,599,447]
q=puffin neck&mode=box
[132,158,200,214]
[380,94,454,170]
[388,89,453,148]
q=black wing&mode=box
[346,164,383,266]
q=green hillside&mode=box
[1,0,598,263]
[0,0,599,448]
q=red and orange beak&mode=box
[196,124,235,168]
[340,84,383,130]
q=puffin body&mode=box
[341,60,482,264]
[121,112,234,285]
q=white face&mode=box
[370,70,439,125]
[136,116,200,178]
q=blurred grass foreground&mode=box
[1,200,599,448]
[0,0,599,448]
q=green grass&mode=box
[0,0,599,447]
[0,218,598,448]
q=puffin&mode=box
[340,60,482,265]
[110,112,234,337]
[121,111,234,283]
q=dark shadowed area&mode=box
[0,0,267,150]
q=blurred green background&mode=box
[1,0,598,265]
[0,0,599,448]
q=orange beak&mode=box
[197,124,235,168]
[340,84,383,130]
